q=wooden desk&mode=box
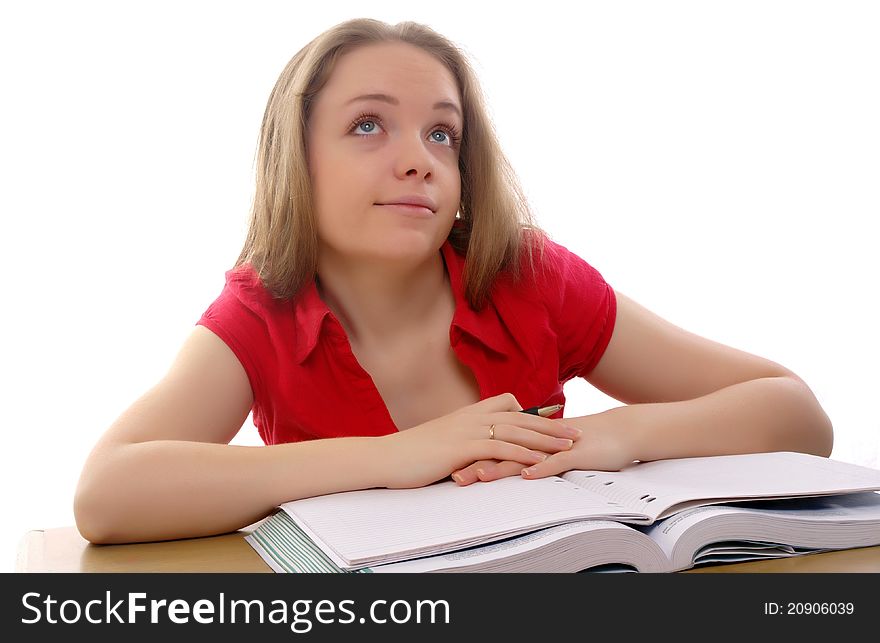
[16,526,880,573]
[16,525,273,573]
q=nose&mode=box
[393,132,434,180]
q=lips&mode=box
[378,203,435,218]
[376,195,437,212]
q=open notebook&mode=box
[247,490,880,573]
[270,452,880,570]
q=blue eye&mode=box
[349,112,462,148]
[353,119,378,135]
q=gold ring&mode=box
[489,424,496,440]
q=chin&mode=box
[370,235,443,262]
[324,226,449,262]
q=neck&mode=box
[315,247,451,350]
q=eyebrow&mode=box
[344,93,462,119]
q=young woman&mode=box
[74,18,832,545]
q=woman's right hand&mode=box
[377,393,581,489]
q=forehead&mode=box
[319,42,460,110]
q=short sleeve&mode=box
[538,238,617,381]
[195,266,270,404]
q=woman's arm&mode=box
[76,438,395,545]
[454,290,833,482]
[75,328,572,544]
[519,290,833,478]
[609,373,832,462]
[590,290,832,454]
[74,327,388,544]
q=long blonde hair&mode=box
[235,18,547,310]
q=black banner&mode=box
[2,572,874,640]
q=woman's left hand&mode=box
[450,408,639,484]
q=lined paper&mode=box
[279,451,880,569]
[641,491,880,570]
[562,451,880,521]
[282,476,637,568]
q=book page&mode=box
[281,476,641,569]
[639,491,880,570]
[562,451,880,523]
[370,520,667,573]
[246,513,668,574]
[692,543,825,566]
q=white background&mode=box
[2,1,878,571]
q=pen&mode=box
[520,404,563,417]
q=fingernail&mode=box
[562,425,582,438]
[451,473,463,483]
[522,467,534,477]
[554,438,573,448]
[531,451,547,461]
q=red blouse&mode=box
[196,236,616,445]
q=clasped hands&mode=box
[381,393,636,490]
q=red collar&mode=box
[291,239,509,364]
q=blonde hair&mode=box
[235,18,547,310]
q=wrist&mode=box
[609,400,698,462]
[315,435,393,493]
[563,405,646,466]
[348,434,383,489]
[601,404,649,463]
[371,433,399,488]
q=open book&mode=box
[248,491,880,573]
[245,451,880,573]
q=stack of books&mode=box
[245,451,880,573]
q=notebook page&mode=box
[281,476,635,568]
[641,491,880,561]
[369,521,655,573]
[561,451,880,523]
